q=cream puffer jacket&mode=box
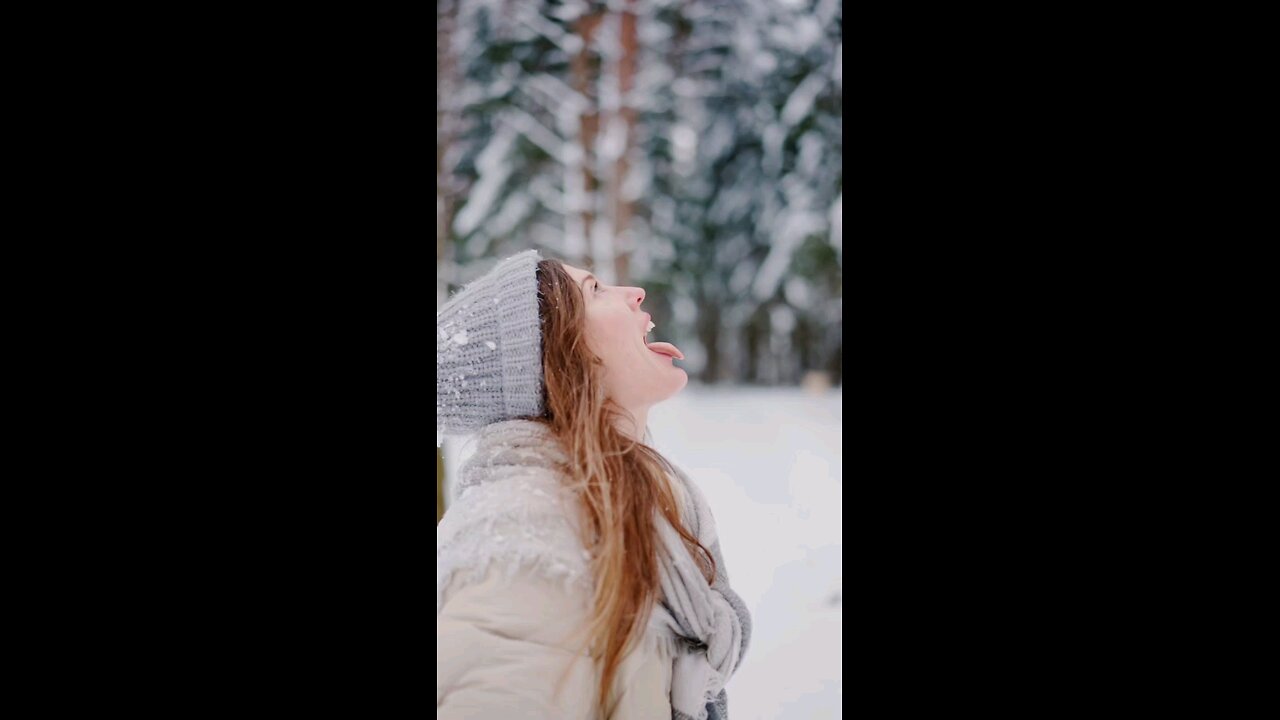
[437,566,676,719]
[436,423,682,719]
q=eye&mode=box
[592,281,601,293]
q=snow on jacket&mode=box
[436,420,680,719]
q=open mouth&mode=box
[644,320,685,360]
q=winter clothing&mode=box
[438,563,676,720]
[437,420,751,720]
[436,250,544,436]
[649,463,752,720]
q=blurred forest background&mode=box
[437,0,842,388]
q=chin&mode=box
[655,368,689,402]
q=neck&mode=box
[614,405,649,442]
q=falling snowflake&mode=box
[451,330,469,345]
[485,341,497,350]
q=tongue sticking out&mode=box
[646,341,684,360]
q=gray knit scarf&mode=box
[655,462,752,720]
[444,420,751,720]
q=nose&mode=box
[625,286,645,310]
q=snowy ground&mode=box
[442,385,843,718]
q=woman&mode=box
[437,250,750,719]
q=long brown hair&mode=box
[535,258,715,715]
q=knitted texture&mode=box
[437,250,544,435]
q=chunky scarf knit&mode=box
[436,420,751,720]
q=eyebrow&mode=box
[579,274,596,290]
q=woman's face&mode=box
[561,264,687,411]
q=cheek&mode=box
[585,317,640,378]
[581,318,622,372]
[585,309,634,352]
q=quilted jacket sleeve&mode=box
[437,565,673,720]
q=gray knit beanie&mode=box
[437,250,544,437]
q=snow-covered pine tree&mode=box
[633,0,841,384]
[444,0,569,285]
[441,0,647,290]
[439,0,842,385]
